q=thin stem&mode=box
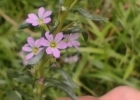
[61,21,75,31]
[53,0,77,35]
[75,79,98,96]
[69,0,78,9]
[34,55,49,100]
[41,24,49,31]
[53,10,69,35]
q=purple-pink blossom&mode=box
[38,78,44,84]
[19,51,28,66]
[64,33,80,49]
[41,32,67,58]
[64,55,79,63]
[26,7,52,26]
[22,37,43,60]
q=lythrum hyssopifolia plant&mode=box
[6,0,107,100]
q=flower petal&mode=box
[22,46,32,52]
[67,41,73,47]
[43,11,52,18]
[26,18,36,24]
[46,34,53,42]
[72,41,80,49]
[45,31,50,38]
[38,7,45,18]
[72,55,79,62]
[43,18,51,24]
[57,41,67,49]
[53,48,60,58]
[41,38,50,46]
[27,37,35,47]
[46,47,53,54]
[54,32,63,42]
[24,44,30,47]
[64,34,69,39]
[35,39,41,47]
[28,13,38,20]
[70,33,79,40]
[26,53,34,60]
[32,22,39,26]
[72,40,80,46]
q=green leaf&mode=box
[123,56,135,80]
[52,68,78,88]
[76,8,108,21]
[61,21,76,31]
[22,65,32,71]
[46,78,77,100]
[7,90,22,100]
[27,49,45,65]
[18,21,31,29]
[0,80,6,85]
[81,29,88,41]
[64,26,80,34]
[15,87,33,100]
[13,75,34,84]
[6,69,20,79]
[59,0,64,5]
[50,21,59,33]
[63,26,88,41]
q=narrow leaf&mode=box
[64,26,88,41]
[50,21,59,33]
[6,69,20,79]
[64,26,80,34]
[7,90,22,100]
[52,68,78,88]
[13,75,34,84]
[46,78,77,100]
[15,87,33,100]
[61,21,76,31]
[76,8,108,21]
[27,49,45,65]
[123,56,135,80]
[81,29,88,41]
[18,21,31,29]
[59,0,64,5]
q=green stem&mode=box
[74,79,98,96]
[54,0,77,35]
[41,24,49,31]
[53,10,69,35]
[69,0,78,9]
[34,55,49,100]
[61,21,75,31]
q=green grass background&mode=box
[0,0,140,99]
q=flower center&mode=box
[38,19,43,25]
[32,47,39,54]
[50,42,57,48]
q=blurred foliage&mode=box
[0,0,140,99]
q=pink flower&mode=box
[64,33,80,49]
[22,37,43,60]
[41,32,67,58]
[19,51,28,66]
[38,78,44,84]
[26,7,52,26]
[64,55,79,63]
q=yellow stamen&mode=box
[32,47,38,53]
[38,19,43,25]
[50,42,56,48]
